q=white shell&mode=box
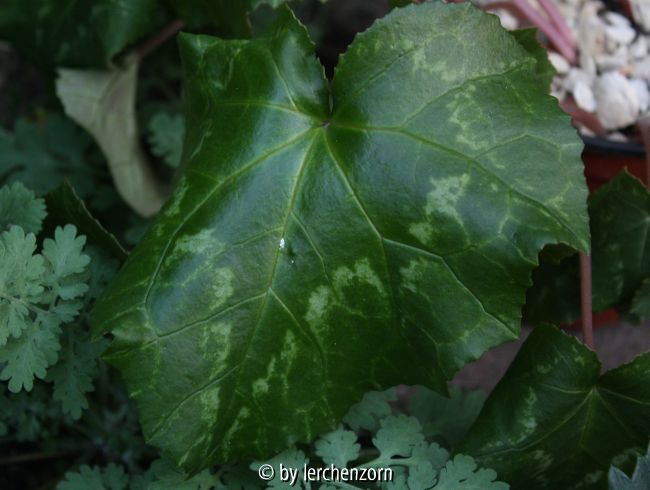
[630,0,650,32]
[630,78,650,113]
[629,35,648,60]
[563,68,593,92]
[632,57,650,81]
[548,52,570,75]
[491,9,519,31]
[574,81,598,112]
[604,24,636,46]
[595,72,640,129]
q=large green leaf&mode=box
[0,0,162,69]
[459,324,650,489]
[92,3,588,471]
[525,171,650,324]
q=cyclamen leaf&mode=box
[0,182,46,234]
[459,324,650,489]
[315,425,360,468]
[92,3,589,471]
[609,445,650,490]
[589,172,650,314]
[526,171,650,325]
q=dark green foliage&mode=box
[92,3,588,471]
[460,325,650,489]
[526,171,650,325]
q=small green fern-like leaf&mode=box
[0,182,46,234]
[57,463,130,490]
[0,226,45,346]
[47,330,108,419]
[0,225,90,392]
[314,425,360,468]
[434,455,508,490]
[147,113,185,168]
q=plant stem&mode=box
[0,450,78,465]
[638,117,650,189]
[579,252,594,349]
[484,0,576,62]
[134,19,186,61]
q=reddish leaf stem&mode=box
[638,117,650,189]
[484,0,576,63]
[134,19,186,61]
[579,253,594,349]
[537,0,576,49]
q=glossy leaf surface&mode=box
[460,325,650,489]
[92,3,588,470]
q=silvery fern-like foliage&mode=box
[0,182,112,420]
[0,224,89,392]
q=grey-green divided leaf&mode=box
[251,447,308,490]
[459,324,650,489]
[147,113,185,169]
[0,114,116,211]
[609,445,650,490]
[0,182,46,234]
[57,464,130,490]
[91,3,588,471]
[46,330,108,420]
[344,388,396,432]
[0,0,162,69]
[526,171,650,325]
[0,225,90,392]
[434,455,508,490]
[314,425,360,468]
